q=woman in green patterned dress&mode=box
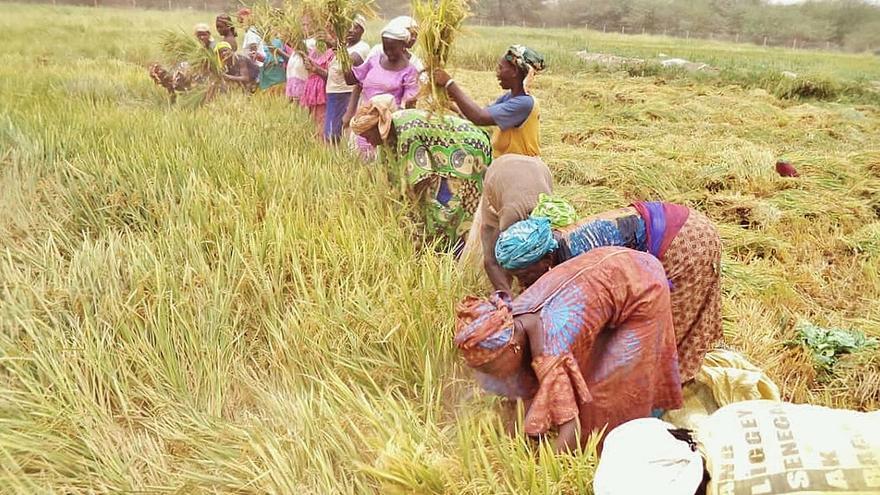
[351,94,492,252]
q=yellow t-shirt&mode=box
[491,95,540,158]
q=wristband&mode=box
[444,79,455,89]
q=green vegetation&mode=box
[1,3,879,492]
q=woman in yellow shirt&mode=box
[432,45,544,158]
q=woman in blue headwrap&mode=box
[496,201,722,383]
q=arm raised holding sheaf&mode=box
[432,69,496,126]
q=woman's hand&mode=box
[432,69,451,87]
[303,57,315,73]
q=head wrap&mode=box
[504,44,545,92]
[504,44,545,73]
[353,14,367,29]
[454,292,515,368]
[350,94,397,140]
[381,15,417,42]
[213,41,232,66]
[194,23,211,34]
[531,193,577,228]
[237,7,251,19]
[495,217,557,270]
[593,418,703,495]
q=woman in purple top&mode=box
[342,22,419,159]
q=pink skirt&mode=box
[286,77,306,99]
[300,75,327,107]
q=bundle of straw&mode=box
[158,30,224,106]
[413,0,470,113]
[159,30,223,77]
[302,0,375,73]
[248,0,308,53]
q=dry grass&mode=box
[1,3,879,493]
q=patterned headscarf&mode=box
[505,45,545,93]
[351,94,398,140]
[213,41,232,65]
[505,45,545,73]
[495,217,558,270]
[454,293,515,367]
[531,193,577,228]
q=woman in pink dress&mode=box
[301,37,334,133]
[342,22,419,160]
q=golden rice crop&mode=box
[306,0,377,72]
[413,0,470,112]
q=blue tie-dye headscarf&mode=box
[495,217,558,270]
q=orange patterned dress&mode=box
[511,246,684,437]
[552,203,722,382]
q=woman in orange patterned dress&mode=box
[455,246,683,452]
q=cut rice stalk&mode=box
[413,0,470,113]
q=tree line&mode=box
[380,0,880,52]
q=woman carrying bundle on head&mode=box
[432,45,544,158]
[455,246,684,452]
[350,94,492,252]
[342,19,420,160]
[496,201,723,382]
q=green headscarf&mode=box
[214,41,233,67]
[504,44,546,74]
[531,193,577,228]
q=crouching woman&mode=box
[454,246,683,452]
[351,95,492,252]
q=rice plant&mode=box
[413,0,470,112]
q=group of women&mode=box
[155,11,725,453]
[346,26,723,451]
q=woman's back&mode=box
[512,247,683,435]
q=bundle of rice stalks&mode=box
[158,30,224,107]
[159,30,222,79]
[245,0,285,42]
[413,0,470,113]
[302,0,375,72]
[248,0,309,53]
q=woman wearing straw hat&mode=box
[496,201,723,383]
[432,45,545,158]
[351,95,492,252]
[454,246,683,452]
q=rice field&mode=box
[1,3,879,493]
